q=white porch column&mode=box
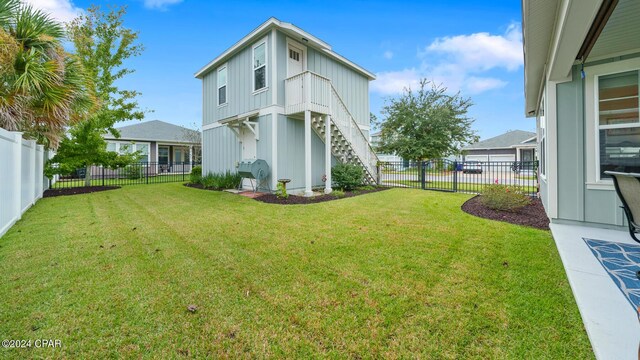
[324,115,332,194]
[304,110,313,197]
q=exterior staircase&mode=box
[285,71,378,184]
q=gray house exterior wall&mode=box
[202,32,274,126]
[305,47,370,129]
[200,25,369,193]
[546,60,637,227]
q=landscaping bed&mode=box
[461,195,550,230]
[255,187,389,204]
[43,186,120,197]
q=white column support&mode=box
[324,114,332,194]
[271,111,278,191]
[304,110,313,197]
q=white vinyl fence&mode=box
[0,127,50,238]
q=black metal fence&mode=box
[50,162,201,189]
[378,159,539,196]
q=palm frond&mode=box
[14,4,63,52]
[0,0,19,28]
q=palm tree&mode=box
[0,0,94,148]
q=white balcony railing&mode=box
[285,71,378,180]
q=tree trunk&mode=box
[85,165,91,187]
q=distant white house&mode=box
[370,131,404,163]
[462,130,537,163]
[104,120,201,166]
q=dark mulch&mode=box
[255,187,389,205]
[43,186,120,198]
[461,195,550,230]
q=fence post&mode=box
[182,162,185,182]
[146,162,149,184]
[376,164,382,186]
[420,161,426,190]
[35,145,44,200]
[12,132,22,221]
[102,166,105,187]
[453,161,458,193]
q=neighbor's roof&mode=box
[464,130,537,150]
[194,17,376,80]
[104,120,200,144]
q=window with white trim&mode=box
[537,91,546,177]
[217,65,227,106]
[136,143,149,163]
[106,142,116,152]
[597,70,640,178]
[106,141,150,163]
[253,41,267,92]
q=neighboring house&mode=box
[195,17,377,195]
[370,131,404,163]
[523,0,640,228]
[103,120,201,174]
[462,130,537,163]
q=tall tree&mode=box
[0,0,93,147]
[49,5,145,186]
[375,79,478,161]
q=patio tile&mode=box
[550,223,640,360]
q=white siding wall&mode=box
[0,128,47,238]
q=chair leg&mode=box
[629,223,640,244]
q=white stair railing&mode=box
[328,85,378,179]
[285,71,379,182]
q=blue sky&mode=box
[28,0,532,140]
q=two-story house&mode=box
[195,18,377,196]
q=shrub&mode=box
[124,163,143,180]
[190,166,202,184]
[275,182,289,199]
[199,171,242,190]
[331,163,364,191]
[332,190,345,198]
[480,184,531,212]
[358,185,376,191]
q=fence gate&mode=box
[378,159,539,196]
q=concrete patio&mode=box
[551,223,640,360]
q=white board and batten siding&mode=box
[202,32,273,126]
[0,127,49,238]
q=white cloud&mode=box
[465,77,508,93]
[425,23,523,72]
[383,50,394,60]
[143,0,183,10]
[371,69,421,94]
[23,0,83,22]
[372,23,522,96]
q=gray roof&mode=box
[104,120,200,144]
[464,130,536,150]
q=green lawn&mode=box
[0,183,591,359]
